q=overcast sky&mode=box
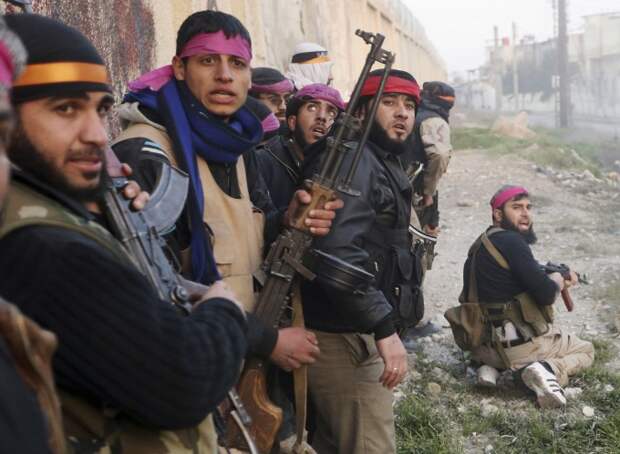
[404,0,620,76]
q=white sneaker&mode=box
[522,362,566,409]
[477,365,500,387]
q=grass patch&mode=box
[452,126,603,176]
[396,390,463,454]
[396,341,620,453]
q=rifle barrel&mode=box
[341,52,394,188]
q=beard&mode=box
[500,216,538,245]
[368,120,412,155]
[292,123,308,149]
[8,124,107,203]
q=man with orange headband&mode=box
[300,68,421,454]
[400,81,455,348]
[447,185,594,409]
[0,14,249,452]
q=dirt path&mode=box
[422,147,620,367]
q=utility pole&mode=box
[558,0,570,127]
[494,26,503,113]
[512,22,519,112]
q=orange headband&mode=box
[13,62,109,87]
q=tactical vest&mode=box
[0,177,217,453]
[116,122,264,312]
[445,228,553,367]
[363,150,424,333]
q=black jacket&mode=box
[300,141,417,339]
[254,135,303,215]
[0,170,248,429]
[462,227,559,306]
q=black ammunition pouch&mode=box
[366,225,424,332]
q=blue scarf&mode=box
[124,80,263,283]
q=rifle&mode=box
[540,262,589,312]
[225,30,395,454]
[102,150,258,454]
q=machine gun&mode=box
[225,30,395,454]
[102,150,258,454]
[540,261,589,312]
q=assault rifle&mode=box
[225,30,395,454]
[102,150,258,454]
[540,262,589,312]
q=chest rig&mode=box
[363,149,424,332]
[446,228,554,368]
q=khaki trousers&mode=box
[308,331,395,454]
[472,325,595,386]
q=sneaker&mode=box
[521,362,566,409]
[477,365,500,387]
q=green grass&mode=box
[395,340,620,453]
[452,126,604,176]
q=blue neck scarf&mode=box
[124,80,263,283]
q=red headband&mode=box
[490,186,529,210]
[360,75,421,104]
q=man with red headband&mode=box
[299,68,422,453]
[448,185,594,409]
[255,83,344,214]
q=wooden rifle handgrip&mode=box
[290,181,335,232]
[561,288,574,312]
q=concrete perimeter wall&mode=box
[22,0,446,101]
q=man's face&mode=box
[0,91,14,211]
[9,91,112,201]
[256,92,292,123]
[287,99,338,147]
[173,53,251,119]
[374,93,416,143]
[494,196,537,244]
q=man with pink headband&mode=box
[255,83,344,213]
[447,184,594,409]
[113,10,342,452]
[249,67,294,124]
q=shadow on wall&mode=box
[33,0,156,133]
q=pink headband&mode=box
[261,112,280,133]
[490,186,528,210]
[128,31,252,92]
[293,83,345,110]
[179,30,252,62]
[251,78,294,95]
[0,42,15,87]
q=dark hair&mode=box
[176,10,252,55]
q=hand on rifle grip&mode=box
[118,164,151,211]
[195,280,245,315]
[285,185,343,236]
[270,327,320,371]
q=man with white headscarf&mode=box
[286,42,333,89]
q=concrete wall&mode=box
[15,0,446,100]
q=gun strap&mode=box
[291,282,309,454]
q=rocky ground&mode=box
[395,133,620,453]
